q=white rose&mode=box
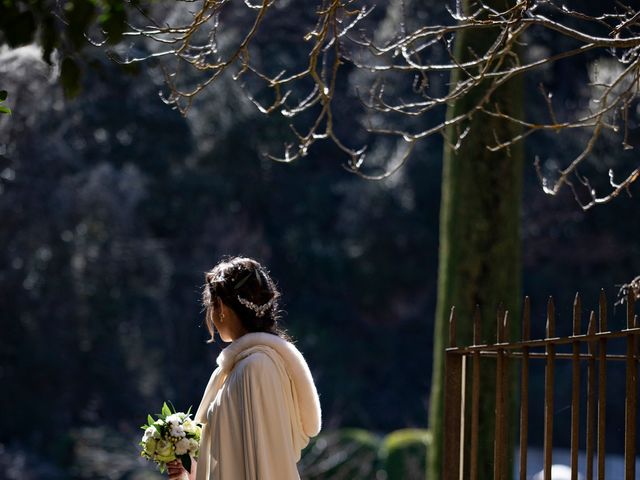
[182,419,197,434]
[143,426,160,441]
[188,438,199,453]
[175,438,191,456]
[166,414,182,425]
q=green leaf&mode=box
[148,414,154,425]
[167,400,177,414]
[234,271,252,289]
[0,91,7,102]
[162,402,171,417]
[180,454,192,473]
[0,105,11,115]
[99,3,127,44]
[60,58,82,98]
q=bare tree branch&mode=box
[115,0,640,210]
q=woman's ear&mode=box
[218,301,228,323]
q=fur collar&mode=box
[216,332,322,437]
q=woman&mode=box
[167,256,322,480]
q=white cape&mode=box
[194,332,322,480]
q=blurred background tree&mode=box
[0,0,131,96]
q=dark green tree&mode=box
[0,0,132,97]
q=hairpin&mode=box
[234,271,253,290]
[237,295,276,317]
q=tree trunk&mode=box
[427,1,524,478]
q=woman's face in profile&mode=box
[208,301,234,342]
[206,303,222,340]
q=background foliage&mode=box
[1,1,639,478]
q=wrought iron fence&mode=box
[443,290,639,480]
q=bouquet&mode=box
[139,402,203,474]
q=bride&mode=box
[167,256,322,480]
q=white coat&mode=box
[194,332,322,480]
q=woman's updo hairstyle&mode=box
[202,256,290,343]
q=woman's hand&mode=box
[167,459,187,480]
